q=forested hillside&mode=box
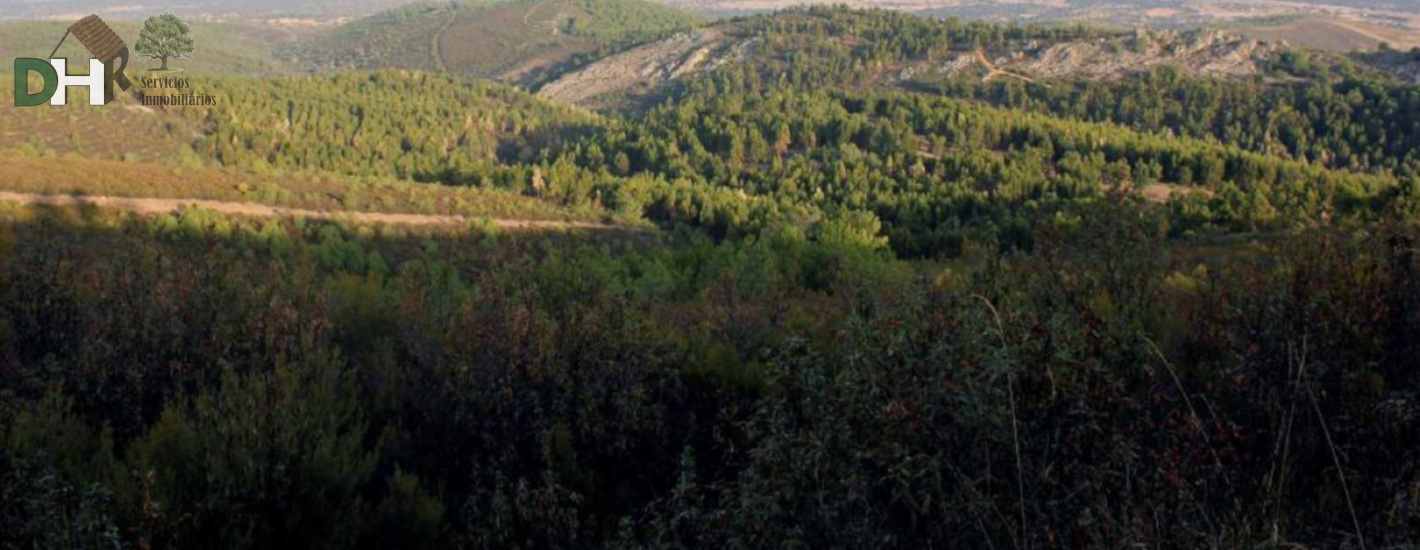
[190,72,599,177]
[3,5,1420,549]
[284,0,702,85]
[155,68,1414,259]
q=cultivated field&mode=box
[1235,15,1420,51]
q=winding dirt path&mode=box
[975,48,1035,83]
[432,6,459,73]
[0,192,632,231]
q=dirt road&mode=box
[432,6,458,73]
[975,48,1034,83]
[0,191,631,231]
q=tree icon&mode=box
[135,13,194,72]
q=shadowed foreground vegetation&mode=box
[1,199,1417,549]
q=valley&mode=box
[2,2,1419,549]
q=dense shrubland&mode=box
[14,9,1419,261]
[187,71,600,179]
[943,65,1420,178]
[1,200,1417,548]
[3,6,1420,549]
[561,0,703,44]
[172,69,1418,258]
[565,84,1415,255]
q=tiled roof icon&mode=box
[65,15,127,64]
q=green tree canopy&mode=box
[135,12,195,70]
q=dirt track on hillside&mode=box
[432,6,458,73]
[0,192,629,231]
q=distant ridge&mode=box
[283,0,703,85]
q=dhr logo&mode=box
[12,14,133,106]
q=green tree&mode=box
[135,13,195,71]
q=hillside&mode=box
[1357,47,1420,82]
[6,8,1420,549]
[284,0,703,85]
[0,151,611,223]
[537,26,756,103]
[185,71,603,179]
[538,11,1285,106]
[956,28,1281,81]
[0,20,302,76]
[0,77,201,162]
[3,70,599,172]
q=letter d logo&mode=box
[13,58,58,107]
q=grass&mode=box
[1213,13,1311,29]
[0,69,626,225]
[0,150,614,224]
[1230,15,1420,52]
[0,80,199,161]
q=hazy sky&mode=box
[0,0,1414,22]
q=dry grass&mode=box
[1101,182,1215,204]
[1237,16,1420,52]
[0,84,199,162]
[441,0,602,82]
[0,152,608,223]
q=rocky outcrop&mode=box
[1357,49,1420,83]
[1386,60,1420,83]
[537,28,757,104]
[540,25,1290,106]
[938,29,1282,81]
